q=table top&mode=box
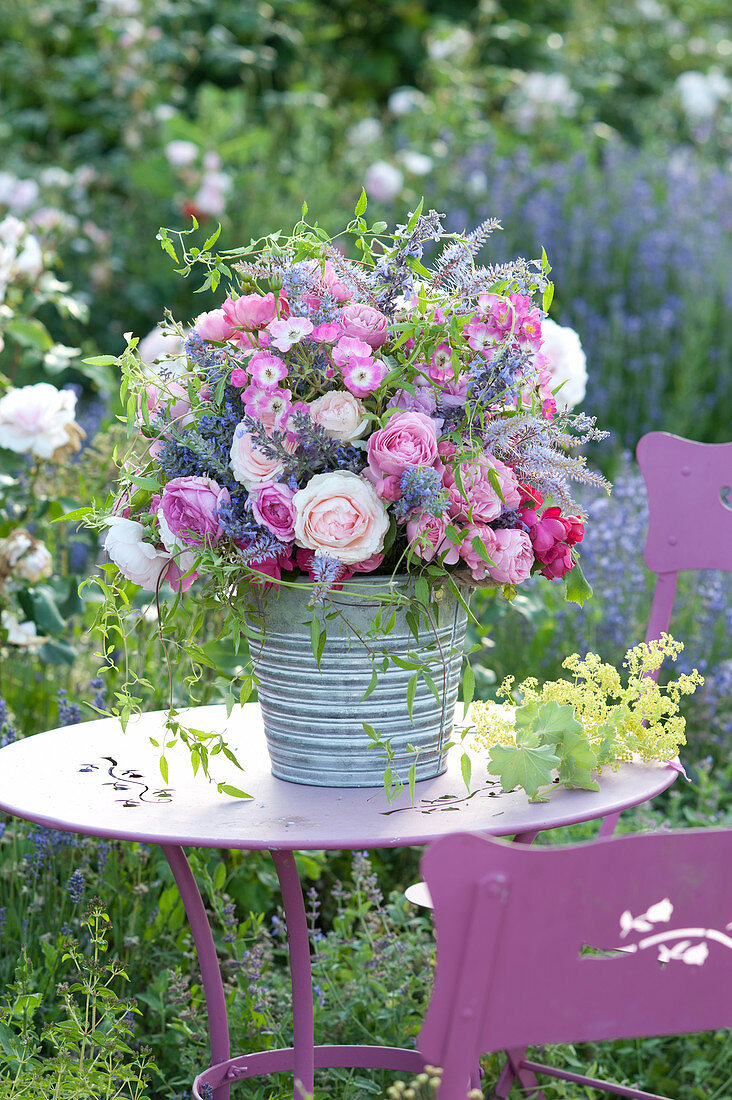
[0,704,678,851]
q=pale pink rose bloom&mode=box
[302,259,351,304]
[445,454,521,522]
[406,513,460,564]
[138,326,187,375]
[293,471,390,565]
[145,380,193,429]
[458,523,498,582]
[364,160,404,202]
[0,383,78,459]
[164,140,198,166]
[223,292,285,331]
[103,517,172,591]
[308,391,369,443]
[485,528,534,584]
[195,308,236,342]
[367,411,439,478]
[230,425,296,490]
[339,304,388,349]
[1,610,41,647]
[251,482,297,542]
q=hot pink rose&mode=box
[160,476,229,548]
[367,411,439,479]
[339,304,388,349]
[195,308,235,342]
[445,454,521,522]
[222,292,287,331]
[251,481,296,542]
[293,471,390,565]
[485,528,534,584]
[406,513,460,564]
[540,542,574,580]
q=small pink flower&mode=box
[311,322,341,343]
[302,259,351,306]
[341,358,389,397]
[367,411,439,478]
[332,336,373,369]
[251,481,297,542]
[248,351,288,389]
[477,293,514,339]
[427,342,455,383]
[464,321,499,354]
[195,308,235,341]
[243,386,292,430]
[230,368,248,387]
[145,381,192,428]
[339,304,389,349]
[540,543,574,580]
[267,316,314,352]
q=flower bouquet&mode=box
[89,196,609,795]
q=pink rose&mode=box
[445,454,521,522]
[195,308,235,342]
[525,505,569,564]
[293,471,390,565]
[540,542,574,580]
[352,551,385,573]
[251,482,297,542]
[222,292,287,331]
[302,259,351,306]
[160,476,229,548]
[145,380,193,429]
[485,528,534,584]
[367,411,439,479]
[458,524,498,581]
[388,380,438,419]
[339,304,388,349]
[230,424,296,489]
[406,513,460,564]
[308,391,369,443]
[331,336,373,369]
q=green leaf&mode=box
[82,354,118,367]
[408,760,416,805]
[543,281,555,312]
[361,667,379,702]
[460,751,472,790]
[214,862,226,890]
[422,671,440,705]
[5,317,53,352]
[309,616,322,668]
[488,742,560,800]
[415,576,430,608]
[203,224,222,251]
[217,784,253,799]
[406,671,418,722]
[160,757,169,785]
[529,700,583,746]
[20,586,66,636]
[462,661,475,717]
[471,535,493,563]
[564,559,593,607]
[354,188,368,216]
[558,727,599,791]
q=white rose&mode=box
[399,150,433,176]
[346,118,383,147]
[102,517,172,590]
[364,161,404,203]
[387,87,427,116]
[293,471,389,565]
[138,325,187,376]
[676,70,730,120]
[2,610,41,647]
[165,140,198,167]
[14,234,43,280]
[0,383,78,459]
[4,530,53,582]
[540,318,588,411]
[308,392,369,443]
[156,509,197,576]
[230,425,296,490]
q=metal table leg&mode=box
[162,844,232,1100]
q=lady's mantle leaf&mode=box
[488,742,560,800]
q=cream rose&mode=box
[308,391,369,443]
[293,471,390,565]
[230,425,297,490]
[0,383,79,460]
[102,516,172,590]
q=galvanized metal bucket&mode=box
[252,574,469,787]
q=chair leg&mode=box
[598,811,621,837]
[490,1050,547,1100]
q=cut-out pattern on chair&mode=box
[585,895,732,969]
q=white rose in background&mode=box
[194,170,233,217]
[138,325,187,375]
[387,87,428,116]
[0,383,81,459]
[675,70,731,121]
[399,150,433,176]
[164,140,199,167]
[539,318,588,411]
[102,516,172,590]
[426,26,473,62]
[346,118,383,147]
[364,161,404,203]
[507,72,580,133]
[1,610,42,647]
[0,529,53,583]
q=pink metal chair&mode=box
[419,828,732,1100]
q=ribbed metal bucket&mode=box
[252,575,469,787]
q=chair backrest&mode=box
[636,432,732,646]
[419,829,732,1099]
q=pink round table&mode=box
[0,703,678,1099]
